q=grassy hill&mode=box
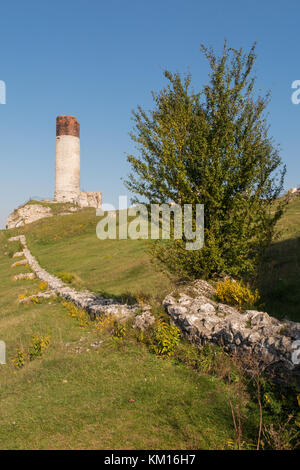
[257,194,300,322]
[0,228,242,450]
[8,195,300,320]
[14,207,175,302]
[0,195,299,449]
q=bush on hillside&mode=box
[125,41,286,278]
[216,278,260,309]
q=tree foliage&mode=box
[125,42,286,278]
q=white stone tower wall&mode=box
[55,135,80,202]
[54,114,102,208]
[54,115,81,203]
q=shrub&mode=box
[263,417,300,450]
[57,272,75,284]
[112,321,126,340]
[95,314,116,335]
[216,279,260,309]
[94,314,127,341]
[151,319,181,357]
[39,281,48,292]
[13,349,27,368]
[61,301,89,328]
[125,42,286,279]
[29,334,51,360]
[174,341,238,381]
[30,295,43,304]
[18,293,28,302]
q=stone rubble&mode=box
[11,259,27,268]
[133,308,156,331]
[163,285,300,383]
[13,251,25,258]
[13,273,36,281]
[18,291,57,304]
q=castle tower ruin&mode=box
[55,115,81,203]
[54,115,102,208]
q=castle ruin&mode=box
[6,115,102,229]
[55,115,102,208]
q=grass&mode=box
[0,231,242,449]
[256,195,300,321]
[1,197,299,449]
[7,195,300,320]
[19,199,81,216]
[8,208,175,302]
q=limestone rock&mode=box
[13,273,35,281]
[163,289,300,383]
[6,204,53,229]
[13,251,25,258]
[191,279,216,298]
[6,194,102,229]
[133,308,156,331]
[288,187,299,195]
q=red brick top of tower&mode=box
[56,115,80,137]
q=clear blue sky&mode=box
[1,0,300,228]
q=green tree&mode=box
[124,42,286,278]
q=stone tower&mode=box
[55,115,81,203]
[54,115,102,208]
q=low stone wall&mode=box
[163,281,300,383]
[8,235,149,323]
[8,235,300,383]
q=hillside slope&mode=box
[257,195,300,321]
[8,207,176,303]
[0,232,241,450]
[7,196,300,321]
[1,198,299,449]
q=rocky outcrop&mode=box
[6,204,53,229]
[6,194,102,229]
[163,282,300,383]
[13,272,36,281]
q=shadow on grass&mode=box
[93,290,138,305]
[256,236,300,322]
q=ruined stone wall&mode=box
[78,191,102,208]
[6,115,102,229]
[163,280,300,384]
